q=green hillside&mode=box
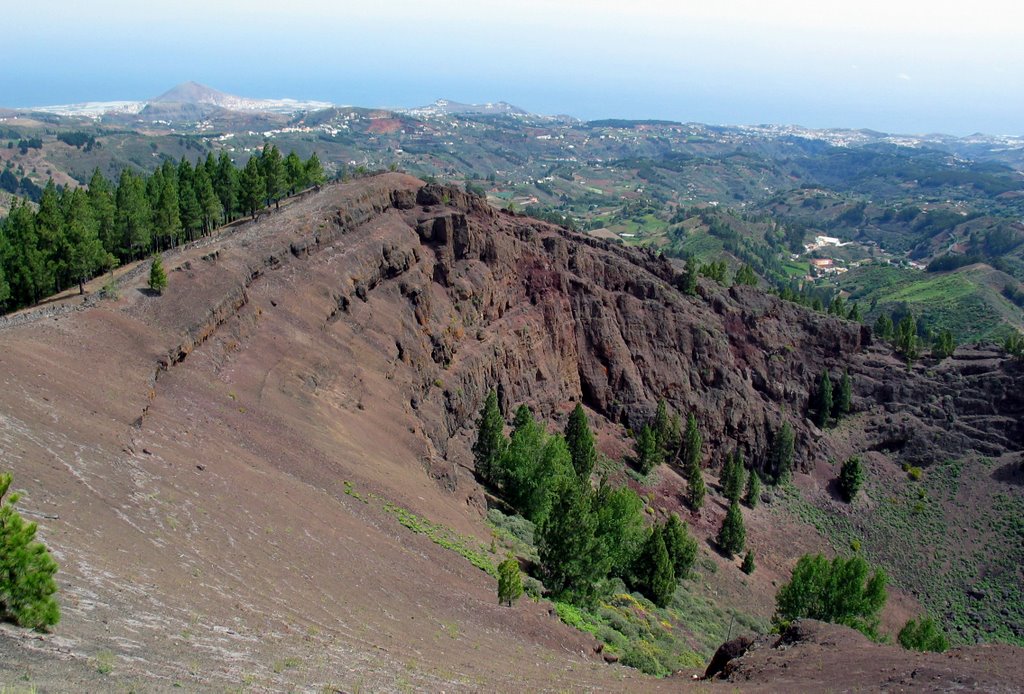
[838,263,1024,342]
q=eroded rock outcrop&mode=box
[357,181,1024,480]
[90,173,1024,482]
[705,620,1023,691]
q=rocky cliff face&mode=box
[325,181,1024,485]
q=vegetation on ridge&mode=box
[0,145,325,311]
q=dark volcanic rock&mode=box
[703,635,754,680]
[378,183,1024,478]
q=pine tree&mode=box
[499,408,575,525]
[716,501,746,558]
[511,404,533,431]
[195,167,221,234]
[0,473,60,630]
[847,302,861,322]
[305,152,326,186]
[0,263,9,309]
[652,399,670,458]
[744,470,761,508]
[769,422,795,484]
[148,254,168,295]
[260,144,285,208]
[2,202,47,305]
[735,264,758,286]
[874,313,894,340]
[592,479,644,579]
[682,414,705,510]
[667,413,682,464]
[203,151,219,184]
[836,369,852,417]
[719,452,735,493]
[828,295,846,317]
[895,314,919,360]
[497,409,545,515]
[215,152,239,223]
[636,525,675,607]
[933,329,956,359]
[662,513,697,580]
[284,151,307,195]
[526,436,574,524]
[838,455,864,503]
[63,188,105,294]
[725,452,746,503]
[814,371,833,428]
[496,557,524,607]
[34,181,64,293]
[564,403,596,481]
[536,475,600,604]
[682,259,698,296]
[472,390,506,487]
[634,424,659,475]
[154,172,182,249]
[741,551,755,575]
[115,169,152,260]
[0,218,10,307]
[87,168,117,255]
[239,157,264,219]
[177,158,202,240]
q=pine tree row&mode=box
[0,145,325,311]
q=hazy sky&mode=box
[5,1,1022,135]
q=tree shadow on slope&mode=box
[991,458,1024,486]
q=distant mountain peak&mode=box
[152,81,233,105]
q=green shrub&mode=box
[148,255,168,294]
[898,616,948,652]
[95,650,115,675]
[522,576,544,600]
[99,278,119,300]
[486,509,536,559]
[554,601,600,636]
[595,624,629,652]
[620,640,669,677]
[599,604,641,642]
[773,553,887,640]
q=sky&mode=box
[4,0,1023,136]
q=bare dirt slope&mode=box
[1,174,1020,691]
[0,175,666,691]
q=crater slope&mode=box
[0,173,1020,690]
